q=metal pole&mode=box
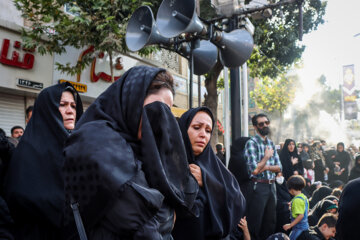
[229,16,241,143]
[242,63,249,137]
[224,67,230,167]
[189,46,194,108]
[198,75,201,107]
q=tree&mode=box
[250,74,298,142]
[14,0,162,81]
[199,0,326,144]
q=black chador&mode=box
[63,66,198,239]
[4,83,83,239]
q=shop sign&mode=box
[59,79,87,93]
[77,46,122,83]
[17,78,43,90]
[0,39,35,69]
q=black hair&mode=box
[11,126,24,134]
[25,106,34,118]
[0,128,5,138]
[146,71,175,97]
[64,86,77,102]
[287,175,306,191]
[318,213,337,228]
[216,143,223,151]
[251,113,269,126]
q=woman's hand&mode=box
[238,217,248,231]
[189,164,203,187]
[291,157,298,165]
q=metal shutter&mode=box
[0,93,25,136]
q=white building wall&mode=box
[0,0,23,26]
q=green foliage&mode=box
[250,74,298,113]
[14,0,162,75]
[248,0,327,79]
[311,74,341,115]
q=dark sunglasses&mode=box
[257,120,270,127]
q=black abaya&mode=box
[279,139,303,180]
[336,178,360,240]
[63,66,198,239]
[4,83,83,239]
[173,107,245,239]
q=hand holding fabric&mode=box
[189,164,203,187]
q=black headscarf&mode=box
[4,82,83,228]
[335,142,351,169]
[174,107,245,239]
[63,66,198,233]
[308,199,338,226]
[279,139,303,180]
[309,186,332,209]
[336,178,360,240]
[228,137,251,185]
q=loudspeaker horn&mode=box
[212,29,254,68]
[156,0,206,38]
[126,6,171,52]
[177,40,218,75]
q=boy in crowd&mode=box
[306,213,337,240]
[283,175,309,240]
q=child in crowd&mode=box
[305,213,337,240]
[283,175,309,240]
[303,159,315,184]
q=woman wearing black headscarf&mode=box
[332,142,350,183]
[62,66,198,239]
[228,137,251,203]
[336,178,360,240]
[309,186,332,209]
[279,139,304,181]
[348,154,360,181]
[308,199,338,226]
[172,107,245,239]
[4,82,83,239]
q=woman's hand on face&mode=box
[189,164,203,187]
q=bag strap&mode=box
[70,198,88,240]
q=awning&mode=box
[171,106,188,118]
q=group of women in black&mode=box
[1,66,246,240]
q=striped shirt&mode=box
[244,134,282,180]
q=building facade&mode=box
[0,0,213,135]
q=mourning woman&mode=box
[279,139,304,181]
[336,178,360,240]
[172,107,245,239]
[332,142,350,183]
[62,66,198,239]
[4,82,83,239]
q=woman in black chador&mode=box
[332,142,350,183]
[4,82,83,239]
[279,139,304,181]
[172,107,245,240]
[62,66,198,239]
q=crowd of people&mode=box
[0,65,359,240]
[228,113,360,240]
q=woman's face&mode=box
[59,91,76,130]
[143,88,173,108]
[288,141,295,153]
[337,145,344,152]
[304,146,309,153]
[298,144,303,152]
[187,111,213,156]
[138,88,174,139]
